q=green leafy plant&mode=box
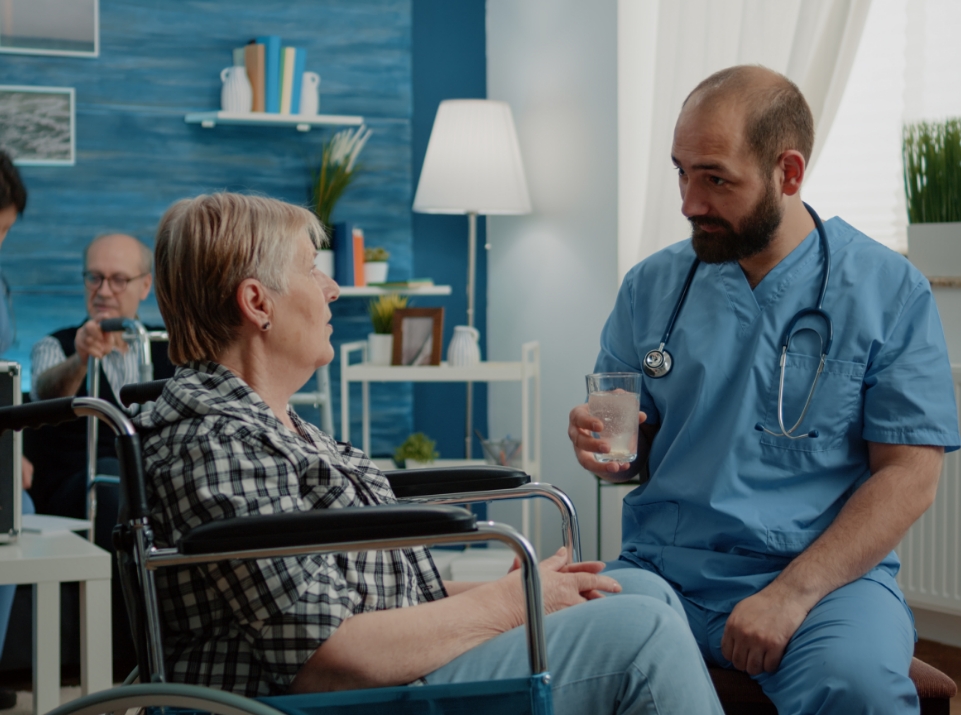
[903,118,961,224]
[364,246,390,262]
[367,293,408,334]
[394,432,439,466]
[312,125,372,229]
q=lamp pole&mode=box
[465,210,477,459]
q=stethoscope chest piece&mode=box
[643,346,672,378]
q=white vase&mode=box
[220,66,252,113]
[907,222,961,276]
[300,72,320,115]
[364,261,389,284]
[314,249,334,280]
[447,325,481,367]
[368,332,393,365]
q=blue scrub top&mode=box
[596,217,960,611]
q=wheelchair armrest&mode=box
[179,504,476,555]
[385,465,530,498]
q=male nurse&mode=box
[569,65,959,715]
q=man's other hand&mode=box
[568,403,645,481]
[721,583,810,675]
[74,319,113,362]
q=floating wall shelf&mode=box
[184,111,364,132]
[339,285,452,298]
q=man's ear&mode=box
[235,278,272,329]
[778,150,806,197]
[139,273,153,300]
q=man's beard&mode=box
[690,181,783,264]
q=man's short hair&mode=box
[154,193,325,365]
[685,65,815,173]
[84,234,153,274]
[0,151,27,214]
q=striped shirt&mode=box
[134,362,446,696]
[30,332,140,403]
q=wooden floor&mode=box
[915,639,961,714]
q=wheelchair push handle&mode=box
[120,379,169,407]
[0,397,77,432]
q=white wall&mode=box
[486,0,619,558]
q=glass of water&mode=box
[585,372,641,463]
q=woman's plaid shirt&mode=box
[134,362,447,696]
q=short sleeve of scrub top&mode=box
[862,278,960,451]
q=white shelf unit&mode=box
[338,285,452,297]
[184,111,364,132]
[340,341,541,538]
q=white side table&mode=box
[0,532,112,715]
[340,341,542,546]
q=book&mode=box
[290,48,307,114]
[279,46,296,114]
[332,222,354,286]
[352,227,366,287]
[256,35,282,113]
[245,42,265,112]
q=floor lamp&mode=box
[413,99,531,458]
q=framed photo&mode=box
[0,0,99,57]
[0,86,75,166]
[392,308,444,366]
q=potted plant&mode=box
[367,293,407,365]
[393,432,439,469]
[903,118,961,276]
[312,125,372,275]
[364,246,390,284]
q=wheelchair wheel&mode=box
[45,683,288,715]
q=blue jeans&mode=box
[424,570,723,714]
[0,491,35,655]
[606,563,918,715]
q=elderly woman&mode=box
[135,193,722,713]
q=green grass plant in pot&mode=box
[367,293,407,365]
[312,125,372,277]
[903,118,961,276]
[364,246,390,284]
[394,432,439,469]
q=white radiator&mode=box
[895,366,961,616]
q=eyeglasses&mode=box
[82,271,149,292]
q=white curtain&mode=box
[617,0,872,280]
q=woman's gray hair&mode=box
[154,193,325,364]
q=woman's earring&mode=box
[261,321,271,331]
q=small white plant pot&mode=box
[364,261,389,284]
[314,249,335,280]
[367,332,393,365]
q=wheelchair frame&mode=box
[0,395,556,715]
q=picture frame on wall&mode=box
[0,0,99,57]
[0,85,75,166]
[392,307,444,366]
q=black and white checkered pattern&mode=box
[134,362,446,696]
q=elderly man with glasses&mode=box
[27,233,175,518]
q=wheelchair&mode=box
[0,391,574,715]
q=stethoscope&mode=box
[642,202,833,440]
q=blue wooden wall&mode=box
[0,0,419,455]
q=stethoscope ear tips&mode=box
[754,423,763,432]
[808,430,819,438]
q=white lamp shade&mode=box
[413,99,531,215]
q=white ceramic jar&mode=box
[447,325,481,367]
[300,72,321,115]
[220,66,252,113]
